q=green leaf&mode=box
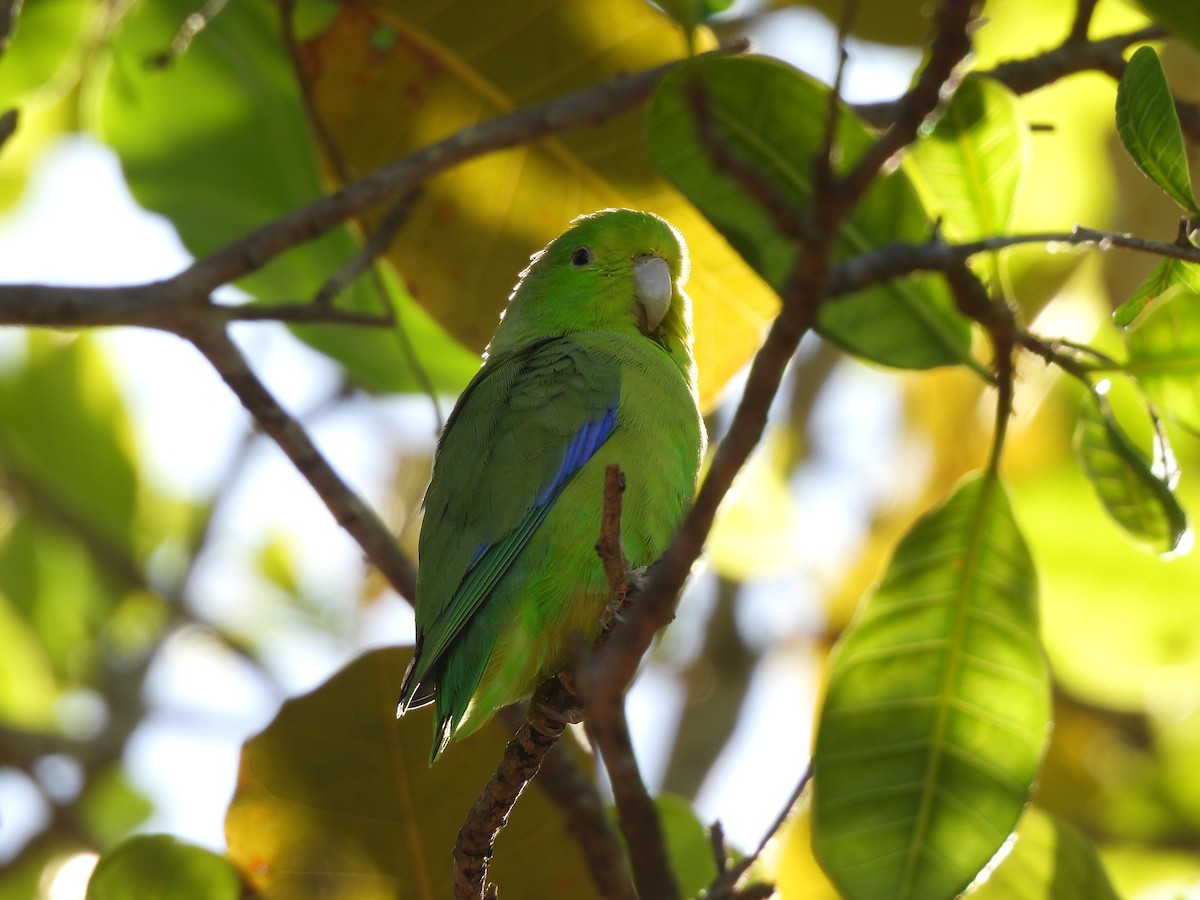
[0,0,92,209]
[909,76,1028,241]
[0,589,59,728]
[86,834,242,900]
[0,334,138,554]
[1011,463,1200,710]
[1072,387,1189,555]
[655,793,720,897]
[1115,46,1197,213]
[969,807,1119,900]
[1125,286,1200,435]
[0,517,114,677]
[0,0,90,104]
[79,766,155,850]
[812,473,1051,900]
[648,54,977,372]
[93,0,478,395]
[225,647,603,899]
[1113,256,1200,327]
[1130,1,1200,52]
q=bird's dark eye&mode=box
[571,247,592,267]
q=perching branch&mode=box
[453,466,632,900]
[585,0,982,725]
[596,464,631,605]
[452,675,580,900]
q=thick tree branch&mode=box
[175,44,745,299]
[184,322,419,601]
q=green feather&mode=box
[398,209,705,761]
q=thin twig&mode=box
[312,195,415,308]
[596,464,630,605]
[823,225,1200,301]
[218,303,395,326]
[184,321,419,602]
[703,764,812,899]
[528,733,637,900]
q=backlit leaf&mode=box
[1072,387,1189,555]
[1113,256,1200,327]
[0,0,92,208]
[968,806,1119,899]
[0,333,137,555]
[813,473,1050,900]
[225,647,602,899]
[1125,286,1200,434]
[1115,46,1197,213]
[648,54,977,372]
[94,0,479,395]
[1130,1,1200,51]
[909,76,1028,241]
[293,0,776,405]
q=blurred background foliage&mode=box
[0,0,1199,897]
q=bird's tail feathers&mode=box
[397,637,436,716]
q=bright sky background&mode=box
[0,6,919,892]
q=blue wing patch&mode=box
[537,406,617,505]
[460,409,616,573]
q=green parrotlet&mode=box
[397,208,705,762]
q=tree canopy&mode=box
[2,0,1200,898]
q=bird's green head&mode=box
[489,209,695,375]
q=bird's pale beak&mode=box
[633,255,671,334]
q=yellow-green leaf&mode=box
[1072,388,1189,555]
[95,0,479,395]
[225,646,602,899]
[909,76,1029,242]
[1115,46,1197,213]
[813,473,1051,900]
[648,54,977,372]
[86,834,242,900]
[1113,257,1200,327]
[294,0,776,405]
[969,807,1119,899]
[1125,286,1200,435]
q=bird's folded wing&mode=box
[401,337,621,701]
